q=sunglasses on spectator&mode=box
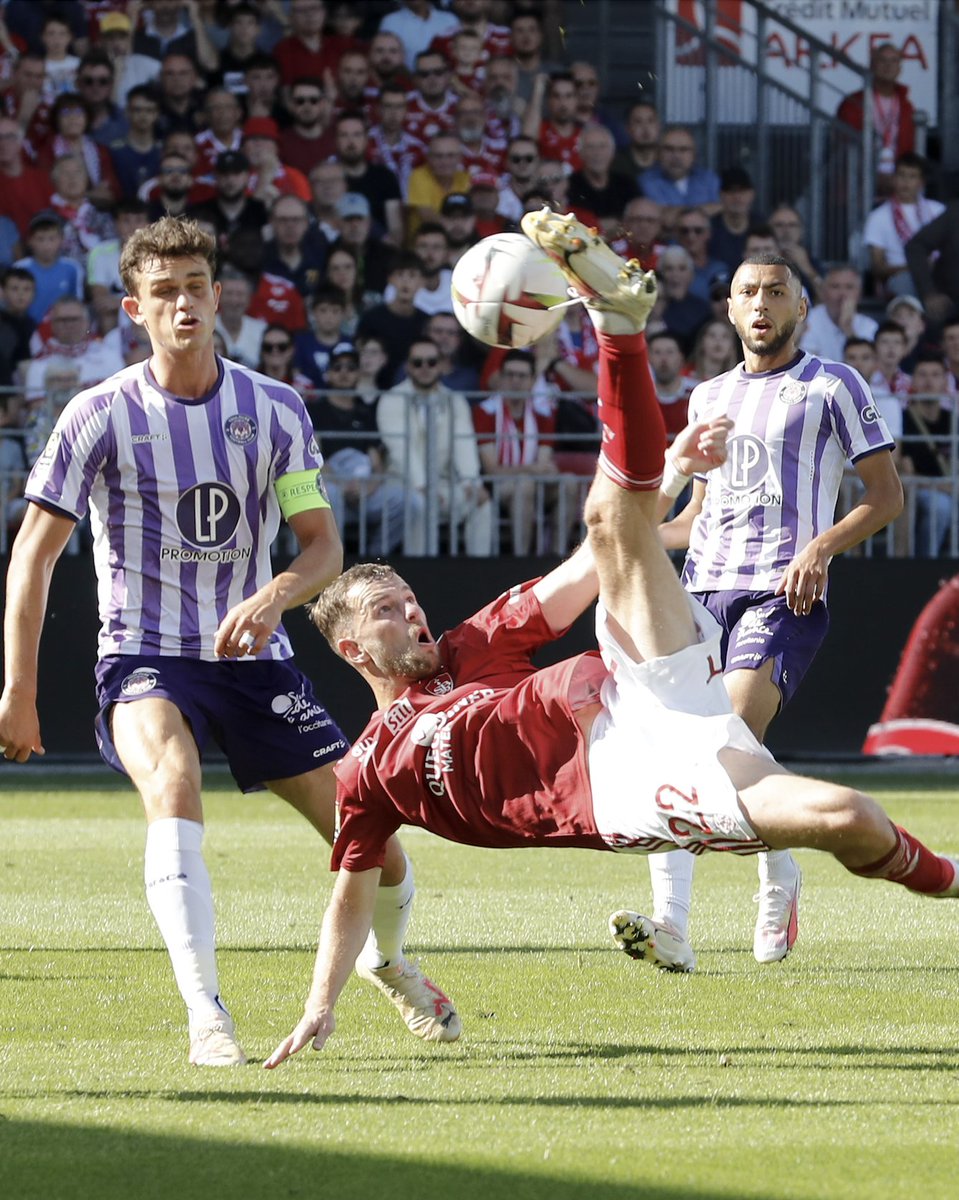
[417,67,449,78]
[80,75,112,86]
[263,340,292,352]
[509,154,536,164]
[409,356,439,367]
[328,359,358,369]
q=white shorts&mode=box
[588,596,771,856]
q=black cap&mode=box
[28,208,64,232]
[216,149,251,174]
[441,192,473,216]
[329,340,358,362]
[720,166,753,191]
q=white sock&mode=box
[758,849,796,886]
[144,817,226,1030]
[647,850,695,940]
[357,854,415,970]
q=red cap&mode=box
[243,117,280,142]
[471,171,499,191]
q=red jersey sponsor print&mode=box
[331,581,609,872]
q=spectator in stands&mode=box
[904,201,959,328]
[471,172,507,238]
[496,135,542,223]
[256,323,314,391]
[612,100,661,188]
[356,333,391,399]
[657,244,712,350]
[885,294,931,369]
[439,191,478,264]
[406,132,471,233]
[214,265,266,367]
[767,204,824,301]
[379,1,459,71]
[75,51,126,146]
[482,54,523,145]
[368,84,425,196]
[0,266,37,353]
[870,320,911,402]
[843,336,878,384]
[510,11,559,104]
[40,13,80,98]
[943,318,959,393]
[386,222,452,315]
[49,154,115,265]
[308,342,418,555]
[571,59,627,149]
[1,53,48,140]
[154,52,205,137]
[134,0,219,76]
[187,150,269,267]
[23,296,123,398]
[640,125,720,235]
[278,78,336,176]
[378,335,493,555]
[248,266,310,337]
[434,0,512,67]
[243,118,311,206]
[675,206,728,302]
[242,54,285,123]
[331,191,394,295]
[800,264,878,361]
[34,92,118,207]
[524,71,582,170]
[110,86,162,201]
[295,284,349,386]
[708,167,760,274]
[334,113,404,246]
[901,354,953,556]
[307,159,348,242]
[567,125,638,235]
[610,195,665,271]
[837,43,916,187]
[331,50,376,123]
[368,31,411,93]
[98,11,162,105]
[446,29,485,99]
[454,92,504,177]
[144,151,194,220]
[194,86,245,178]
[87,199,150,334]
[404,49,459,144]
[15,212,84,323]
[355,252,430,381]
[263,193,327,302]
[215,2,264,92]
[688,318,740,383]
[863,153,944,299]
[647,331,694,442]
[743,226,779,258]
[0,115,51,240]
[324,244,368,337]
[424,310,480,391]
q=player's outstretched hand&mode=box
[670,416,733,477]
[263,1010,335,1069]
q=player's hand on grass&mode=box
[263,1010,335,1068]
[775,541,829,615]
[671,416,733,476]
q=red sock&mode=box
[595,330,666,491]
[850,825,956,895]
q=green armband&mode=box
[275,468,331,520]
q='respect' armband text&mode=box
[275,468,331,520]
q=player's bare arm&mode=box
[654,416,731,528]
[0,504,76,761]
[265,865,381,1068]
[775,450,903,615]
[215,507,344,658]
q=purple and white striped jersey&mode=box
[681,352,894,593]
[25,357,325,661]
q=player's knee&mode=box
[821,785,883,840]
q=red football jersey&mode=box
[537,120,583,170]
[331,582,608,872]
[248,272,308,333]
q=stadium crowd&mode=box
[0,0,956,558]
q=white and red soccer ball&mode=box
[451,233,570,349]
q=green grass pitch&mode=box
[1,766,957,1200]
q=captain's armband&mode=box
[275,468,331,520]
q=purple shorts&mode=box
[94,655,349,792]
[690,590,829,709]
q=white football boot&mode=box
[608,910,697,973]
[521,207,658,335]
[189,1014,247,1066]
[356,957,461,1041]
[753,854,802,964]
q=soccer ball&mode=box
[451,233,571,348]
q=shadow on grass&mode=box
[0,1117,747,1200]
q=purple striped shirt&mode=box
[26,357,324,661]
[682,352,894,593]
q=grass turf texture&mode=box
[0,768,957,1200]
